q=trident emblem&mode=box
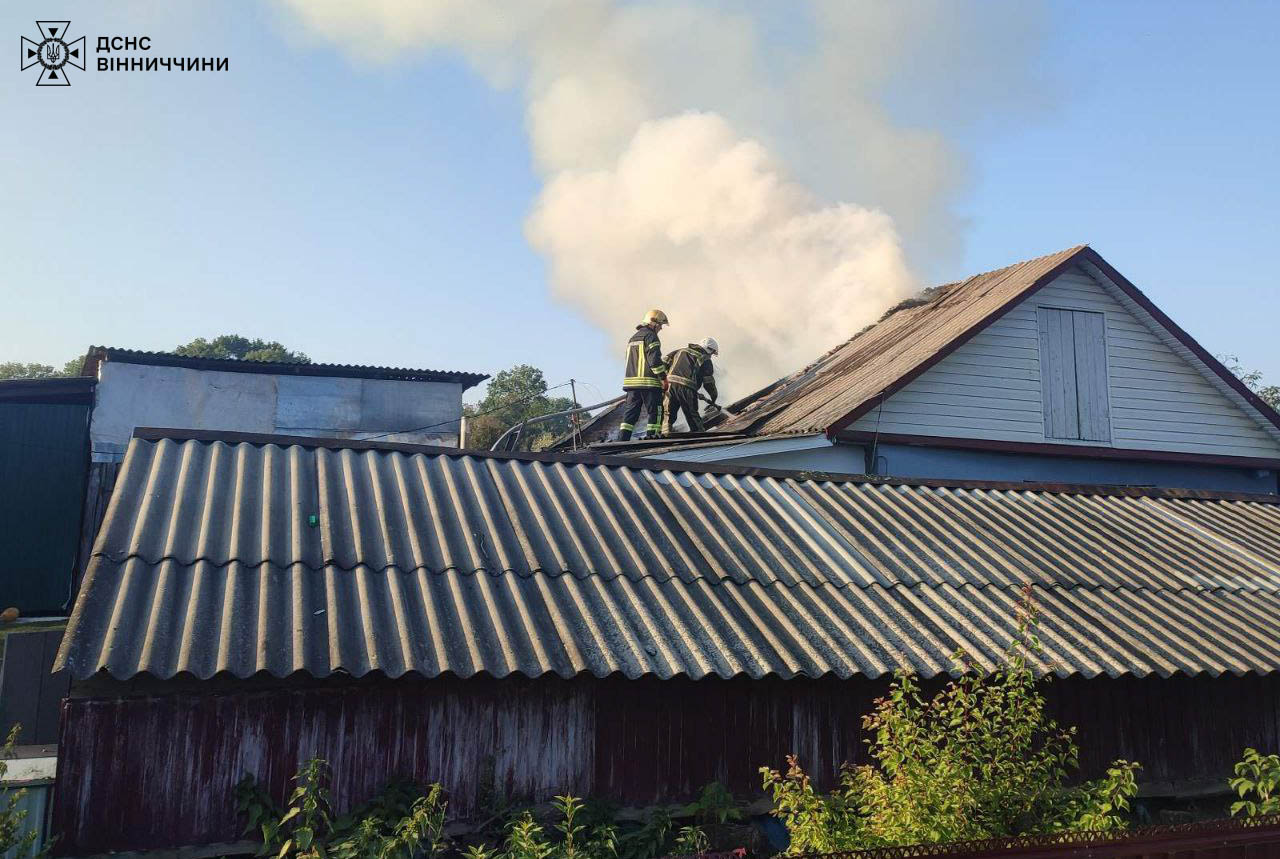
[21,21,85,86]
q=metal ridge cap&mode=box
[125,429,1280,504]
[81,555,1280,597]
[88,345,488,387]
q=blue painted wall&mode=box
[870,443,1277,493]
[716,444,867,474]
[696,439,1278,494]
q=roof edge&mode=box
[0,376,96,404]
[130,427,1280,504]
[1081,249,1280,436]
[824,245,1092,436]
[85,346,489,390]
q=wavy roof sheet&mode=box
[57,433,1280,681]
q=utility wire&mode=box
[357,381,573,442]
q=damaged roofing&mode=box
[57,430,1280,683]
[709,245,1280,440]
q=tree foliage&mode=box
[0,357,83,380]
[761,590,1139,852]
[1222,354,1280,410]
[173,334,310,364]
[464,364,575,451]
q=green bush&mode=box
[761,592,1140,851]
[1230,748,1280,817]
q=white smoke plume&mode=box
[278,0,1047,394]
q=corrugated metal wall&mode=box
[53,673,1280,854]
[0,402,90,614]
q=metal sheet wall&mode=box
[0,401,90,614]
[53,673,1280,855]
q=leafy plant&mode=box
[615,806,672,859]
[762,588,1140,851]
[0,725,41,859]
[760,756,862,854]
[681,782,741,826]
[672,825,710,856]
[236,758,447,859]
[503,811,553,859]
[1230,748,1280,817]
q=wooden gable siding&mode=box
[851,267,1280,460]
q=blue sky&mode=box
[1,0,1276,406]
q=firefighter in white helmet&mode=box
[662,336,719,434]
[619,309,669,441]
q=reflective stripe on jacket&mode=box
[624,325,666,389]
[665,344,716,401]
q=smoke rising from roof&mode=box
[279,0,1047,394]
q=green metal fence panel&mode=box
[0,402,90,614]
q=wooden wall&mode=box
[53,673,1280,855]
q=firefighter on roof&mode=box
[663,337,719,434]
[619,309,669,441]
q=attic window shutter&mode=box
[1038,308,1111,442]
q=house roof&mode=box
[57,429,1280,683]
[708,245,1280,441]
[83,346,488,390]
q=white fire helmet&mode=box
[699,337,719,355]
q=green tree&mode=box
[1221,354,1280,410]
[464,365,574,451]
[173,334,310,364]
[0,362,60,380]
[0,356,84,380]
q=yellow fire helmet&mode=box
[643,309,669,328]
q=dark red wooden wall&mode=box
[53,673,1280,855]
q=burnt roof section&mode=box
[55,431,1280,682]
[83,346,488,390]
[0,376,96,405]
[710,245,1280,440]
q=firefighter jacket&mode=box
[624,325,667,390]
[665,344,717,402]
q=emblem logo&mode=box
[21,21,85,86]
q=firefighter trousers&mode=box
[619,388,663,440]
[663,385,704,434]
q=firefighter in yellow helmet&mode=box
[618,309,668,440]
[663,337,719,434]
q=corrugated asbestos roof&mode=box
[84,346,488,389]
[58,433,1280,682]
[712,246,1088,437]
